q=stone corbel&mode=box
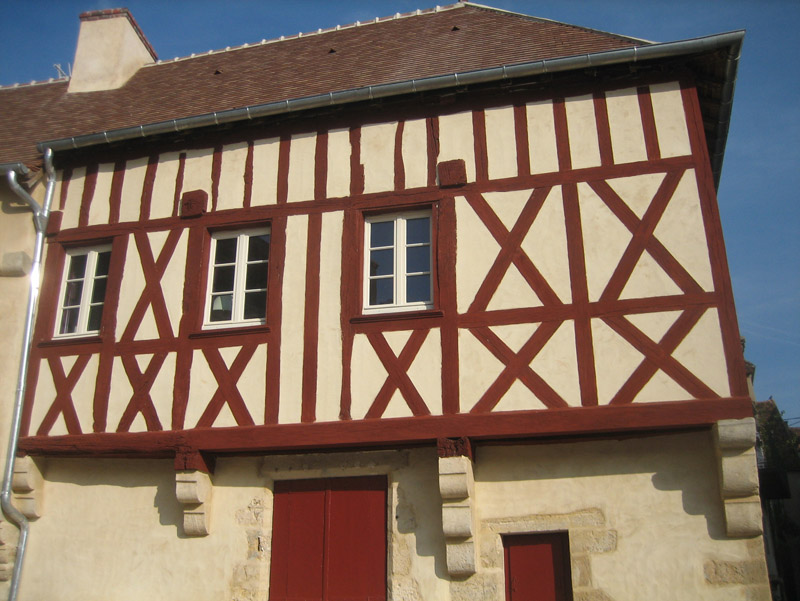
[438,437,477,576]
[175,471,213,536]
[713,418,762,537]
[12,456,43,519]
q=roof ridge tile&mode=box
[147,2,465,68]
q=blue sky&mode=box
[2,1,798,421]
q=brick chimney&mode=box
[68,8,157,93]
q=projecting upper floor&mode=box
[18,76,751,458]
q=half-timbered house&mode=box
[0,4,770,600]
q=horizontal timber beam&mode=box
[17,398,753,458]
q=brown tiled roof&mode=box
[0,3,645,167]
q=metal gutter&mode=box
[0,163,30,175]
[37,30,744,184]
[1,149,55,601]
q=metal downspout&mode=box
[1,148,54,601]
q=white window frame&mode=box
[54,244,112,338]
[203,227,270,329]
[363,210,433,315]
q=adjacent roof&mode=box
[0,2,741,186]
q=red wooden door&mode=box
[504,532,573,601]
[270,476,387,601]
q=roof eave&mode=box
[38,30,744,190]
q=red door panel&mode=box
[504,532,573,601]
[270,480,326,601]
[326,477,387,600]
[270,476,387,601]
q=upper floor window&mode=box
[204,227,270,328]
[55,245,112,337]
[363,210,432,314]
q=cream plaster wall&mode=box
[30,353,99,436]
[0,183,38,595]
[472,433,768,600]
[86,162,114,226]
[59,166,86,230]
[118,156,149,223]
[402,118,429,189]
[287,132,316,203]
[650,81,692,158]
[605,87,648,164]
[565,94,601,169]
[18,458,270,601]
[362,121,397,194]
[438,111,476,182]
[217,142,249,212]
[315,211,344,422]
[454,194,500,313]
[526,100,559,174]
[327,129,352,198]
[13,438,767,600]
[150,152,180,220]
[13,450,450,601]
[278,214,309,424]
[654,169,715,291]
[484,106,517,181]
[182,148,214,204]
[159,228,188,335]
[251,137,280,206]
[350,333,389,419]
[521,185,571,303]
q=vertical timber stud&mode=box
[438,437,477,576]
[713,418,762,537]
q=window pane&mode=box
[67,254,87,279]
[406,245,430,273]
[91,278,107,304]
[369,278,393,305]
[95,251,111,276]
[243,290,267,320]
[62,280,83,307]
[59,308,79,334]
[369,249,394,276]
[406,274,431,302]
[248,234,270,261]
[212,265,235,292]
[209,294,233,322]
[407,217,430,244]
[245,261,269,290]
[370,221,394,248]
[214,237,237,264]
[87,305,104,331]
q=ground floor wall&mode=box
[14,431,768,600]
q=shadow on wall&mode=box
[41,457,185,533]
[394,449,450,580]
[475,430,726,541]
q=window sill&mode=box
[39,335,103,348]
[189,324,270,340]
[350,309,443,325]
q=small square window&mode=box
[55,245,112,337]
[363,210,433,314]
[204,227,270,328]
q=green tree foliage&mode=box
[754,399,800,471]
